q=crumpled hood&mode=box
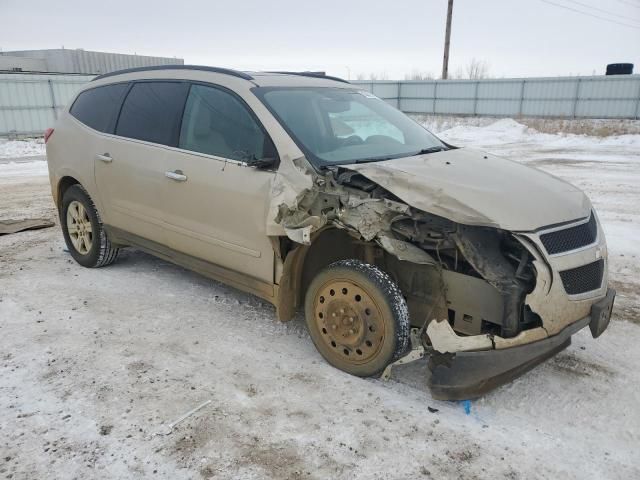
[345,148,591,231]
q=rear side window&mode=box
[179,84,273,162]
[116,82,189,146]
[70,84,129,133]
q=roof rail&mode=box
[92,65,254,82]
[267,71,350,84]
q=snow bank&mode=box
[0,138,46,158]
[437,118,543,144]
[427,118,640,150]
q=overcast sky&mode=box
[2,0,639,79]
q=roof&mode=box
[91,65,351,87]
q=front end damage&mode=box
[270,153,614,399]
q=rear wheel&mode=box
[61,184,119,268]
[304,260,410,377]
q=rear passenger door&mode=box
[94,81,189,242]
[161,83,277,283]
[68,82,129,214]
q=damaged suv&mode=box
[46,66,615,399]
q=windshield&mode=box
[256,87,446,167]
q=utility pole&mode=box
[441,0,454,79]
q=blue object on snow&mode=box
[462,400,471,415]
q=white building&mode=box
[0,48,183,74]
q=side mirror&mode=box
[248,156,278,169]
[247,137,278,169]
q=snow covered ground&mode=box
[1,120,639,479]
[0,159,49,178]
[0,138,46,159]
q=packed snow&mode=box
[0,137,46,159]
[0,159,49,178]
[1,119,639,479]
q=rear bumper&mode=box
[428,288,615,400]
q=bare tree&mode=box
[404,70,435,81]
[450,66,465,80]
[369,72,389,81]
[355,72,389,81]
[465,58,490,79]
[447,58,490,80]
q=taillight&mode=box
[44,128,55,143]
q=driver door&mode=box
[160,83,277,284]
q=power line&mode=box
[539,0,640,29]
[561,0,640,22]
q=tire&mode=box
[60,184,119,268]
[304,259,410,377]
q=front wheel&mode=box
[304,260,410,377]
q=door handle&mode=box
[96,153,113,163]
[165,170,187,182]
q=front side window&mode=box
[115,82,189,146]
[70,83,129,133]
[257,87,446,167]
[179,84,273,163]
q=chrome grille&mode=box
[540,213,597,255]
[559,259,604,295]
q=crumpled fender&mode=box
[267,155,315,237]
[268,155,421,264]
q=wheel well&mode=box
[299,229,362,302]
[276,228,380,321]
[56,176,81,209]
[275,228,443,328]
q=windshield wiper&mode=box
[353,146,447,164]
[354,156,399,164]
[326,146,448,167]
[411,146,447,156]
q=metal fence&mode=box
[2,72,640,136]
[354,75,640,119]
[0,72,95,136]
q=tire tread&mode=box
[62,184,119,268]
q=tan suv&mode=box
[46,66,615,399]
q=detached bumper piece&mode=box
[589,288,615,338]
[428,288,615,400]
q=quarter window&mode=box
[179,84,272,162]
[70,84,129,133]
[115,82,189,146]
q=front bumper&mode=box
[428,288,615,400]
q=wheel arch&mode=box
[275,227,377,322]
[56,175,82,210]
